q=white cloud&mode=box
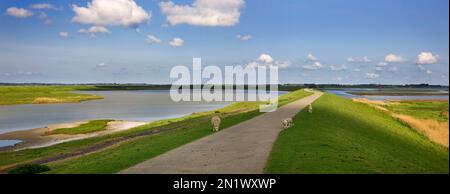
[377,62,388,67]
[365,72,379,79]
[237,34,252,41]
[347,56,371,63]
[5,7,33,18]
[78,26,111,37]
[96,62,107,68]
[302,62,323,70]
[307,53,318,61]
[169,38,184,47]
[353,68,361,72]
[31,3,58,10]
[257,54,274,63]
[59,32,69,38]
[245,54,290,69]
[418,65,426,71]
[417,64,433,75]
[330,64,348,71]
[375,67,383,71]
[417,52,439,64]
[146,35,162,44]
[275,61,292,69]
[72,0,151,27]
[159,0,245,27]
[385,53,407,63]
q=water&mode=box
[0,90,284,134]
[0,140,21,147]
[326,89,449,101]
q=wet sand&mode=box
[0,120,149,151]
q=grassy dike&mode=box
[266,93,449,174]
[0,86,102,105]
[0,90,312,173]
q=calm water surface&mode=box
[326,89,449,101]
[0,90,284,135]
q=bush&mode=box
[8,164,51,174]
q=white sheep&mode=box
[281,118,293,129]
[308,104,313,113]
[211,116,221,132]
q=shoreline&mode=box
[0,120,149,151]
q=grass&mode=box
[49,120,113,135]
[266,93,449,174]
[382,100,449,122]
[0,89,312,173]
[0,85,103,105]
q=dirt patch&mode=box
[393,114,449,148]
[32,97,65,104]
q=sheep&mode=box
[211,116,221,132]
[308,104,313,113]
[281,118,293,129]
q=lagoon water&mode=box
[326,89,449,101]
[0,90,283,134]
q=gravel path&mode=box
[121,91,323,174]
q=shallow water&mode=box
[326,89,449,101]
[0,140,22,147]
[0,90,284,134]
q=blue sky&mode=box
[0,0,448,85]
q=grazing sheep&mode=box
[211,116,221,132]
[281,118,293,129]
[308,104,313,113]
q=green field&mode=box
[0,86,102,105]
[382,100,449,122]
[49,120,113,135]
[0,89,312,173]
[266,93,449,174]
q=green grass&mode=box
[0,86,102,105]
[49,120,113,135]
[266,93,449,174]
[382,100,449,122]
[0,90,312,173]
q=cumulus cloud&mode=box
[245,54,290,69]
[237,34,252,41]
[78,26,111,37]
[146,35,162,44]
[169,38,184,47]
[347,56,371,63]
[302,62,323,70]
[385,53,407,63]
[159,0,245,26]
[31,3,58,10]
[257,54,274,63]
[330,64,348,71]
[365,72,379,79]
[417,52,439,64]
[307,53,318,61]
[59,32,69,38]
[5,7,33,18]
[72,0,151,27]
